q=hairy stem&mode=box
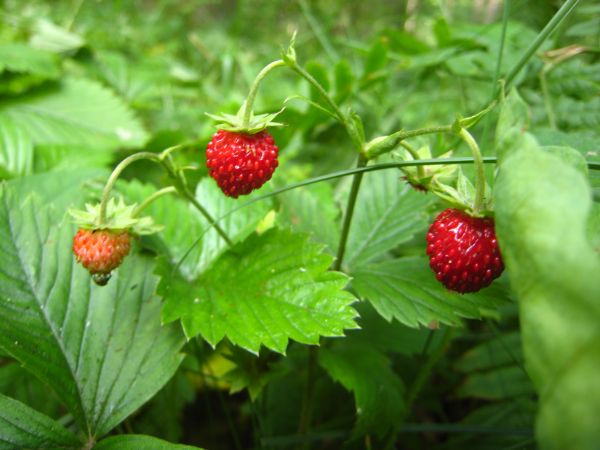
[458,128,486,214]
[98,152,161,226]
[241,59,286,128]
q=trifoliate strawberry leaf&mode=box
[0,393,80,449]
[320,341,405,439]
[0,78,148,149]
[159,228,358,354]
[0,186,185,438]
[351,257,509,328]
[344,169,432,269]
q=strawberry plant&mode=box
[0,1,599,449]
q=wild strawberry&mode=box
[206,129,279,198]
[426,208,504,294]
[73,229,131,285]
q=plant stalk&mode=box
[132,186,178,217]
[458,128,486,214]
[334,154,368,271]
[241,59,286,128]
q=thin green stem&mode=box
[399,141,425,179]
[365,125,453,160]
[180,185,234,246]
[288,62,345,124]
[405,327,453,411]
[458,128,486,214]
[98,152,161,226]
[334,154,368,271]
[132,186,177,217]
[242,59,286,127]
[503,0,581,90]
[491,0,510,100]
[539,67,557,129]
[297,345,319,449]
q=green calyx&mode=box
[69,197,162,235]
[430,167,494,218]
[206,107,284,134]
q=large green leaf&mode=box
[0,187,185,438]
[351,257,509,328]
[94,435,202,450]
[344,170,431,269]
[320,341,405,438]
[494,91,600,450]
[0,78,148,149]
[122,178,271,279]
[160,228,358,354]
[0,393,80,450]
[0,117,33,178]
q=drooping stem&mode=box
[180,186,233,246]
[334,154,368,271]
[458,128,486,214]
[132,186,178,217]
[365,125,453,160]
[241,59,286,128]
[98,152,161,226]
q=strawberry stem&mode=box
[241,59,286,128]
[99,152,162,226]
[132,186,178,217]
[458,128,486,214]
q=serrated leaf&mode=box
[320,342,405,438]
[0,187,185,437]
[351,257,509,328]
[0,78,148,149]
[0,393,80,450]
[94,435,203,450]
[121,178,271,279]
[344,170,432,269]
[0,118,33,178]
[159,228,358,354]
[0,43,60,79]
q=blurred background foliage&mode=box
[0,0,598,449]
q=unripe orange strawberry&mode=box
[73,229,131,285]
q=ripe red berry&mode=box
[73,229,131,285]
[206,129,279,198]
[426,208,504,294]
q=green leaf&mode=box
[351,257,509,328]
[455,332,523,373]
[0,187,185,437]
[456,366,534,401]
[277,183,340,252]
[0,78,148,149]
[34,144,113,172]
[345,171,432,269]
[160,228,358,354]
[305,60,330,100]
[334,59,354,103]
[29,19,85,54]
[320,341,405,438]
[495,103,600,449]
[0,118,33,178]
[0,393,80,450]
[0,43,60,79]
[121,178,271,279]
[94,435,203,450]
[363,38,388,77]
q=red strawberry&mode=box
[426,208,504,293]
[73,229,131,285]
[206,129,279,198]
